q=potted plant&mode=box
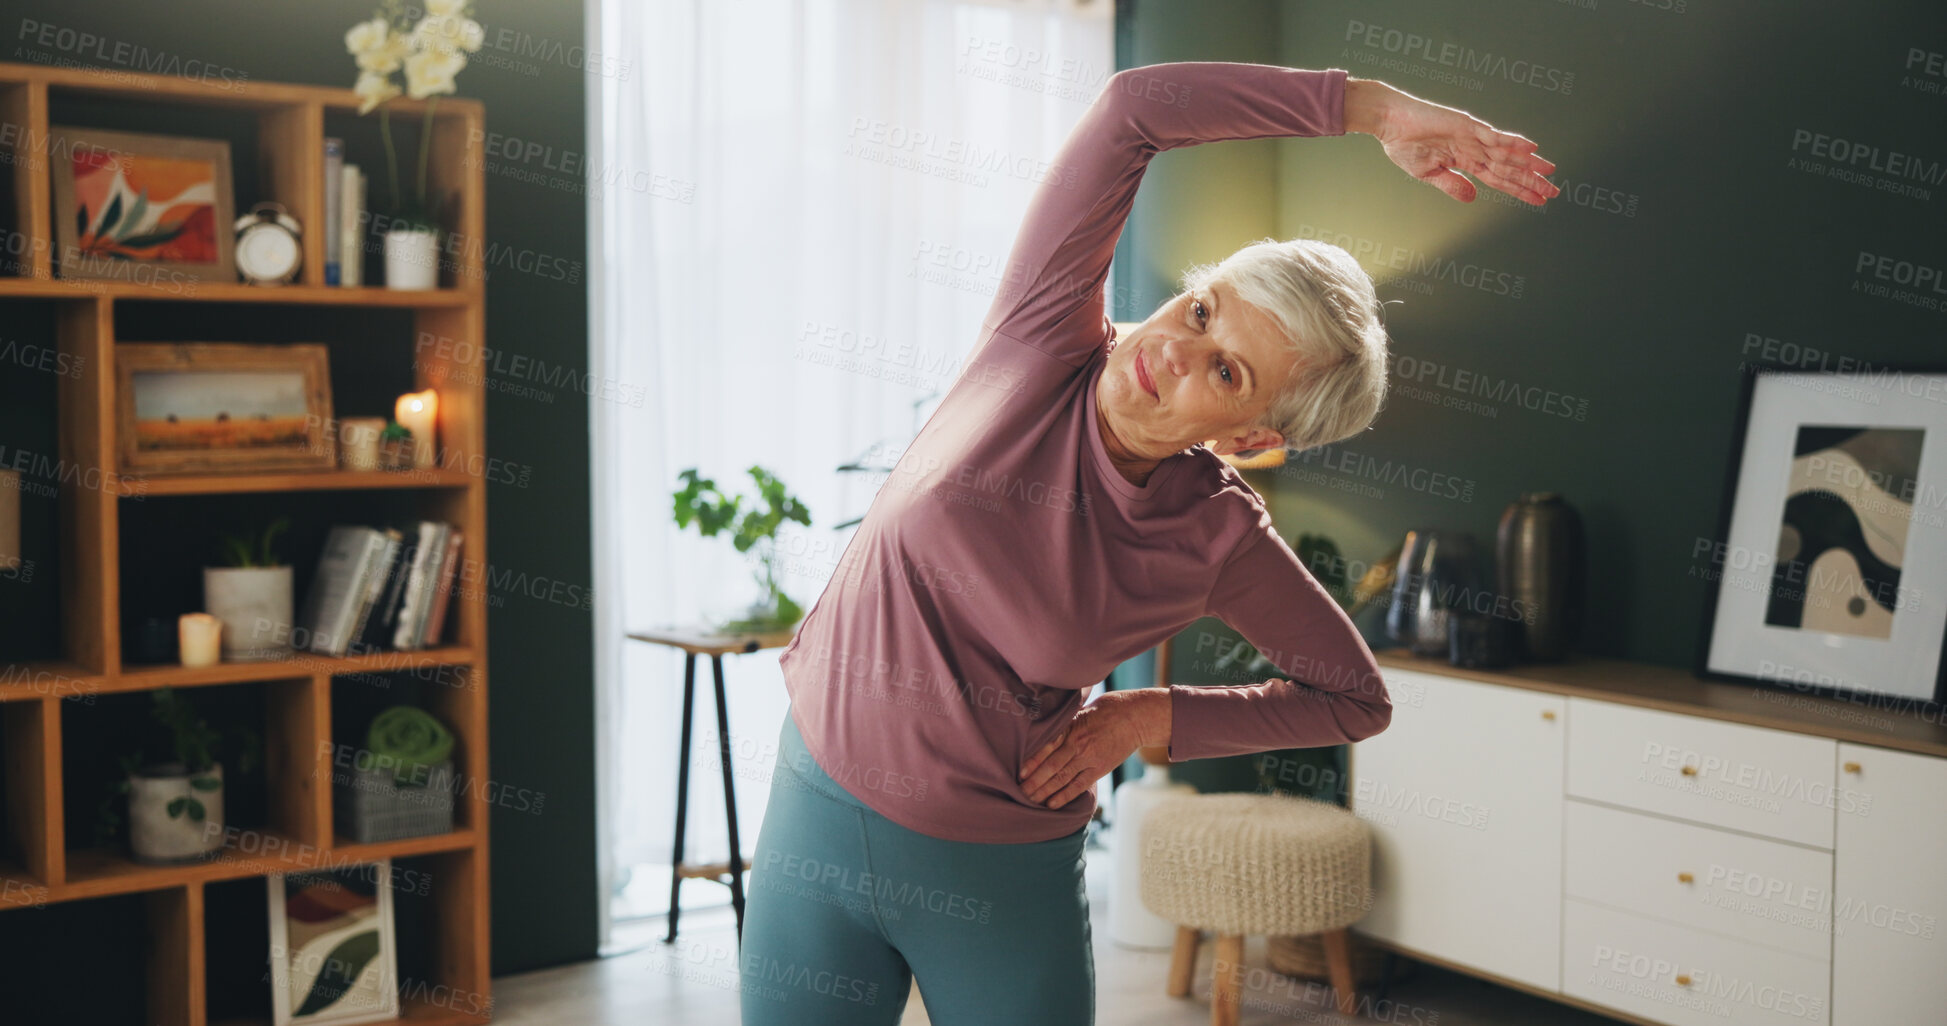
[377,420,416,470]
[203,516,294,662]
[672,466,812,632]
[96,688,263,864]
[344,0,483,289]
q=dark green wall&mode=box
[0,0,597,975]
[1118,0,1946,671]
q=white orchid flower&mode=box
[354,68,403,114]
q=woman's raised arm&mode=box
[980,62,1557,368]
[981,62,1352,366]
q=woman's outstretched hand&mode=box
[1019,687,1170,809]
[1346,77,1560,206]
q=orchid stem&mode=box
[417,95,439,222]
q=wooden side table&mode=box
[628,624,798,945]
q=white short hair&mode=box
[1177,237,1389,457]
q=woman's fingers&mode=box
[1019,734,1059,780]
[1022,732,1078,800]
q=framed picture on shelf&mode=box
[267,860,400,1026]
[47,125,237,284]
[1698,365,1947,710]
[115,342,336,475]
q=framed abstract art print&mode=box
[1699,365,1947,710]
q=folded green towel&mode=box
[367,706,454,787]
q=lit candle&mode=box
[394,390,439,469]
[340,417,386,471]
[179,613,222,668]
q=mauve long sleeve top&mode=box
[778,62,1392,844]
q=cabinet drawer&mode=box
[1565,799,1832,961]
[1564,898,1829,1026]
[1566,698,1837,847]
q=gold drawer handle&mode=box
[1541,709,1557,721]
[1675,973,1692,987]
[1679,764,1698,776]
[1677,872,1694,884]
[1843,761,1861,774]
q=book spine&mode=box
[324,137,343,286]
[421,529,463,647]
[345,531,397,656]
[340,164,364,288]
[406,522,452,649]
[392,521,439,650]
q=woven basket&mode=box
[335,760,456,843]
[1267,932,1415,987]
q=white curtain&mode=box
[588,0,1115,943]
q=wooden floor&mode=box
[492,839,1629,1025]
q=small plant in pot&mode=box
[203,516,294,662]
[97,688,263,864]
[672,466,812,632]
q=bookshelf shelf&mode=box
[130,471,478,497]
[110,647,478,693]
[0,278,475,307]
[0,59,492,1026]
[59,829,479,902]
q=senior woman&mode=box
[740,61,1556,1025]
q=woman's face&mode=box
[1099,280,1302,459]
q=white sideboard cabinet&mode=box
[1349,649,1947,1026]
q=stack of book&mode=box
[296,521,465,657]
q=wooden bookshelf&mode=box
[0,59,492,1026]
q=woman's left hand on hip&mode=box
[1018,688,1166,808]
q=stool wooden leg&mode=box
[1321,927,1358,1016]
[1211,934,1244,1026]
[1166,926,1199,998]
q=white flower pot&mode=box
[384,227,440,290]
[203,565,294,662]
[128,762,224,863]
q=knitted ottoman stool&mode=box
[1139,792,1372,1025]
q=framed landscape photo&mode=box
[115,342,335,475]
[48,125,236,284]
[267,861,400,1026]
[1698,365,1947,710]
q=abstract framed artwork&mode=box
[1699,365,1947,710]
[115,342,335,475]
[267,861,399,1026]
[48,125,236,283]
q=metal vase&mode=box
[1496,492,1585,662]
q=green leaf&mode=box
[121,189,149,237]
[260,516,291,566]
[98,192,123,236]
[189,776,222,792]
[294,930,382,1016]
[167,797,188,818]
[112,222,186,251]
[185,798,205,821]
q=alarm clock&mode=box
[235,202,303,285]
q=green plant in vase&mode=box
[672,466,812,632]
[204,515,296,662]
[96,687,263,863]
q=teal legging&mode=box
[739,707,1094,1025]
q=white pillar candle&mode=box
[394,390,439,469]
[179,613,223,667]
[340,416,386,471]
